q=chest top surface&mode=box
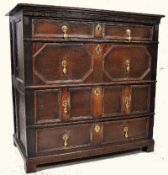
[7,3,164,24]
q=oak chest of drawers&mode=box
[7,3,164,173]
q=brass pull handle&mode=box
[125,96,129,110]
[95,44,101,55]
[62,100,68,114]
[62,133,69,147]
[62,60,67,74]
[62,25,68,39]
[125,59,130,73]
[123,127,129,138]
[95,124,101,133]
[94,87,101,96]
[126,29,131,41]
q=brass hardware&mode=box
[96,24,102,33]
[62,100,68,114]
[125,59,130,73]
[126,29,131,41]
[95,44,101,55]
[94,87,101,96]
[125,96,129,110]
[62,60,67,74]
[123,127,129,138]
[62,25,68,39]
[62,133,69,147]
[95,124,101,133]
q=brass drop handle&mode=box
[62,133,69,147]
[125,59,130,73]
[95,124,101,133]
[126,29,131,41]
[62,60,67,74]
[62,100,68,114]
[125,96,130,110]
[62,25,68,39]
[123,127,129,138]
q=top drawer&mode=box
[32,19,153,41]
[104,24,153,41]
[32,19,95,39]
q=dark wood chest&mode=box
[7,3,164,173]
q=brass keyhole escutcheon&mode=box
[126,28,131,41]
[96,24,102,33]
[62,100,68,114]
[62,133,69,147]
[125,96,129,110]
[125,59,130,73]
[62,60,67,74]
[95,124,101,133]
[95,44,101,55]
[94,87,101,96]
[123,127,129,138]
[62,25,68,39]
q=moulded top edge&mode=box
[6,3,165,19]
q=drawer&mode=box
[34,87,93,124]
[103,86,124,117]
[33,43,153,85]
[34,85,151,124]
[102,85,151,117]
[104,24,153,41]
[36,117,150,153]
[32,19,95,39]
[34,86,122,124]
[33,43,94,84]
[34,89,61,124]
[130,85,151,114]
[103,45,151,81]
[36,123,91,153]
[103,117,149,144]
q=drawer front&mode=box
[36,117,150,153]
[34,89,61,124]
[103,117,149,144]
[103,45,151,81]
[61,86,125,121]
[130,85,151,114]
[33,43,94,84]
[32,19,153,41]
[32,19,94,39]
[104,24,153,41]
[34,85,151,124]
[34,87,93,123]
[103,86,124,117]
[32,43,153,85]
[36,123,91,153]
[124,85,151,115]
[69,87,93,120]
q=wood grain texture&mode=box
[34,89,61,123]
[33,43,94,84]
[36,123,91,154]
[69,87,92,120]
[7,3,164,25]
[104,24,153,41]
[32,19,95,39]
